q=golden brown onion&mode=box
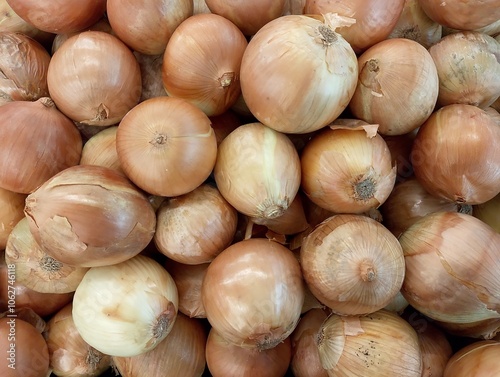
[411,104,500,205]
[80,126,123,174]
[202,238,304,350]
[443,340,500,377]
[0,187,26,250]
[107,0,192,55]
[116,96,217,197]
[399,211,500,339]
[473,193,500,233]
[240,14,358,134]
[0,97,82,194]
[162,13,248,116]
[214,122,301,220]
[24,165,157,268]
[47,31,142,126]
[300,214,405,315]
[349,38,439,135]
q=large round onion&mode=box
[47,31,142,126]
[443,340,500,377]
[240,14,358,134]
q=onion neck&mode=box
[149,301,177,347]
[359,260,377,282]
[40,255,63,272]
[354,177,376,201]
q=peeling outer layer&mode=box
[24,165,156,268]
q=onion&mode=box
[205,0,286,36]
[47,31,142,126]
[107,0,192,55]
[290,308,329,377]
[485,106,500,127]
[116,96,217,197]
[349,38,439,135]
[134,52,167,102]
[162,13,248,116]
[24,165,157,268]
[387,0,442,48]
[317,309,422,376]
[473,193,500,233]
[214,122,301,220]
[304,0,405,53]
[382,131,417,182]
[380,177,471,238]
[0,317,49,377]
[383,291,409,314]
[72,254,178,357]
[240,14,358,134]
[0,188,26,250]
[418,0,500,31]
[5,0,106,34]
[44,303,112,377]
[154,184,238,264]
[444,340,500,377]
[0,97,83,194]
[5,217,88,294]
[206,328,291,377]
[193,0,211,14]
[399,211,500,339]
[113,313,206,377]
[300,214,405,315]
[202,238,304,350]
[0,32,51,104]
[300,125,396,214]
[80,126,123,174]
[429,31,500,109]
[283,0,306,15]
[411,104,500,205]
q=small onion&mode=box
[399,211,500,339]
[45,303,112,377]
[113,313,207,377]
[429,31,500,109]
[24,165,157,268]
[349,38,439,135]
[116,96,217,197]
[5,0,107,34]
[80,126,123,174]
[47,31,142,126]
[0,97,83,194]
[5,217,88,294]
[300,214,405,315]
[317,309,422,376]
[444,340,500,377]
[134,52,167,102]
[162,13,248,116]
[411,104,500,205]
[214,122,301,220]
[154,184,238,264]
[240,14,358,134]
[473,193,500,233]
[202,238,305,350]
[0,31,51,104]
[206,328,291,377]
[72,254,178,357]
[0,187,26,250]
[107,0,192,55]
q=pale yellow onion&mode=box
[300,214,405,315]
[349,38,439,135]
[134,52,167,102]
[113,313,207,377]
[383,290,409,314]
[318,309,422,376]
[0,187,26,249]
[5,217,88,294]
[412,321,453,377]
[214,122,301,220]
[80,126,123,174]
[45,303,112,377]
[473,193,500,233]
[72,255,178,357]
[399,212,500,339]
[443,340,500,377]
[240,14,358,134]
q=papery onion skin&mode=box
[0,97,83,194]
[240,14,358,134]
[80,126,124,175]
[0,187,26,249]
[300,214,405,316]
[5,0,107,34]
[24,165,157,268]
[429,31,500,109]
[443,340,500,377]
[202,238,305,350]
[116,96,217,197]
[411,104,500,205]
[214,122,301,220]
[349,38,439,135]
[399,211,500,338]
[47,31,142,126]
[113,313,206,377]
[206,328,291,377]
[72,254,179,357]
